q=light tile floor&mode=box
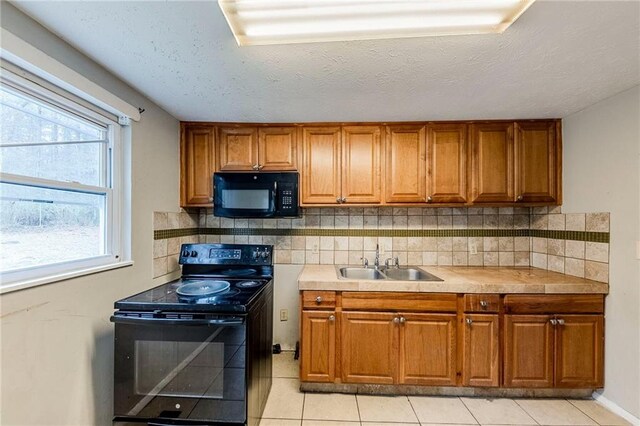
[263,352,632,426]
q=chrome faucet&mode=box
[374,244,380,269]
[384,257,400,268]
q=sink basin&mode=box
[337,266,442,281]
[381,267,443,282]
[338,267,386,280]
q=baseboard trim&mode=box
[592,392,640,425]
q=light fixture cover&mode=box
[218,0,536,46]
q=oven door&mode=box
[112,315,247,425]
[213,173,276,218]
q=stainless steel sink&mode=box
[337,266,442,281]
[380,267,443,282]
[338,267,386,280]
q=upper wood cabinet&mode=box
[258,127,298,171]
[219,126,298,171]
[470,122,515,203]
[385,125,427,203]
[301,127,342,204]
[301,126,382,205]
[181,125,216,207]
[427,123,468,204]
[515,121,561,203]
[218,126,258,171]
[341,126,382,204]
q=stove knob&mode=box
[260,251,268,258]
[191,250,198,257]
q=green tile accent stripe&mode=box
[529,229,609,243]
[154,228,200,240]
[154,227,609,243]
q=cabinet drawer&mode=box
[342,292,457,312]
[302,291,337,309]
[504,294,604,314]
[464,294,500,313]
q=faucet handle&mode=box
[393,256,400,267]
[360,257,369,267]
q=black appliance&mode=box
[111,244,274,426]
[213,172,299,218]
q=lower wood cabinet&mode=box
[504,314,604,388]
[462,314,500,387]
[300,292,604,391]
[300,310,336,382]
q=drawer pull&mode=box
[328,315,335,322]
[557,318,565,325]
[480,300,488,308]
[550,318,558,325]
[315,296,323,304]
[466,318,473,325]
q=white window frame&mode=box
[0,66,131,293]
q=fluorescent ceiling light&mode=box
[218,0,536,46]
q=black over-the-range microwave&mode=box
[213,171,300,218]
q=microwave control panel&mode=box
[278,182,298,214]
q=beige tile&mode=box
[532,252,547,269]
[565,258,585,278]
[393,216,408,228]
[565,213,586,231]
[469,237,484,252]
[423,252,438,266]
[320,236,334,251]
[548,239,565,256]
[408,237,422,251]
[548,214,566,230]
[438,215,453,229]
[167,237,181,255]
[568,399,633,426]
[262,378,304,419]
[306,236,320,250]
[585,261,609,283]
[514,214,530,229]
[423,237,438,251]
[453,237,468,251]
[437,252,453,266]
[498,237,514,251]
[408,251,423,265]
[167,254,179,273]
[467,215,483,228]
[291,250,305,264]
[423,215,438,229]
[364,216,378,229]
[393,237,408,251]
[335,216,349,229]
[533,206,548,214]
[409,396,477,424]
[548,206,562,214]
[349,216,364,229]
[153,212,168,229]
[565,240,586,259]
[260,419,300,426]
[319,251,334,265]
[531,214,548,230]
[484,237,499,252]
[453,252,469,266]
[303,393,359,421]
[548,254,565,273]
[153,239,167,258]
[272,352,298,378]
[461,398,536,425]
[453,215,468,229]
[358,395,418,423]
[153,257,167,278]
[437,237,453,251]
[586,213,610,232]
[484,252,499,266]
[468,253,484,266]
[585,242,609,263]
[334,251,349,264]
[514,236,530,252]
[305,251,320,264]
[379,215,393,228]
[335,237,350,251]
[483,214,498,228]
[515,399,596,425]
[532,237,547,254]
[302,422,358,426]
[499,252,515,266]
[408,215,423,228]
[514,251,530,266]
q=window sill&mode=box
[0,261,134,295]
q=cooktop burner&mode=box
[176,280,230,297]
[236,280,263,288]
[218,268,257,277]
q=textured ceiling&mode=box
[10,1,640,122]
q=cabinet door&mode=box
[218,127,258,171]
[342,126,382,204]
[258,127,297,171]
[462,314,499,387]
[470,123,515,203]
[515,121,560,203]
[301,310,336,382]
[341,312,397,384]
[398,313,457,386]
[180,125,216,207]
[555,315,604,388]
[504,315,554,387]
[427,123,468,203]
[385,125,427,203]
[301,127,341,204]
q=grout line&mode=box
[355,391,362,423]
[457,396,481,425]
[566,398,604,426]
[406,394,423,424]
[513,399,541,426]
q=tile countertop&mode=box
[297,265,609,294]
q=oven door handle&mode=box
[110,316,245,326]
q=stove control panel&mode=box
[179,244,273,265]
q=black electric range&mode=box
[112,244,274,426]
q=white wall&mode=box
[0,3,180,425]
[562,85,640,418]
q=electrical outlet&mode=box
[312,244,319,254]
[279,309,288,321]
[469,241,478,255]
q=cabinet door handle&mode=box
[336,197,342,203]
[516,194,523,201]
[427,195,433,202]
[258,164,264,170]
[550,318,558,325]
[328,315,335,322]
[341,197,347,203]
[393,317,400,324]
[480,300,488,308]
[315,296,323,304]
[252,164,260,170]
[557,318,565,325]
[208,197,213,202]
[399,316,406,324]
[466,318,473,325]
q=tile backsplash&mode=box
[152,207,610,284]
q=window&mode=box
[0,67,126,289]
